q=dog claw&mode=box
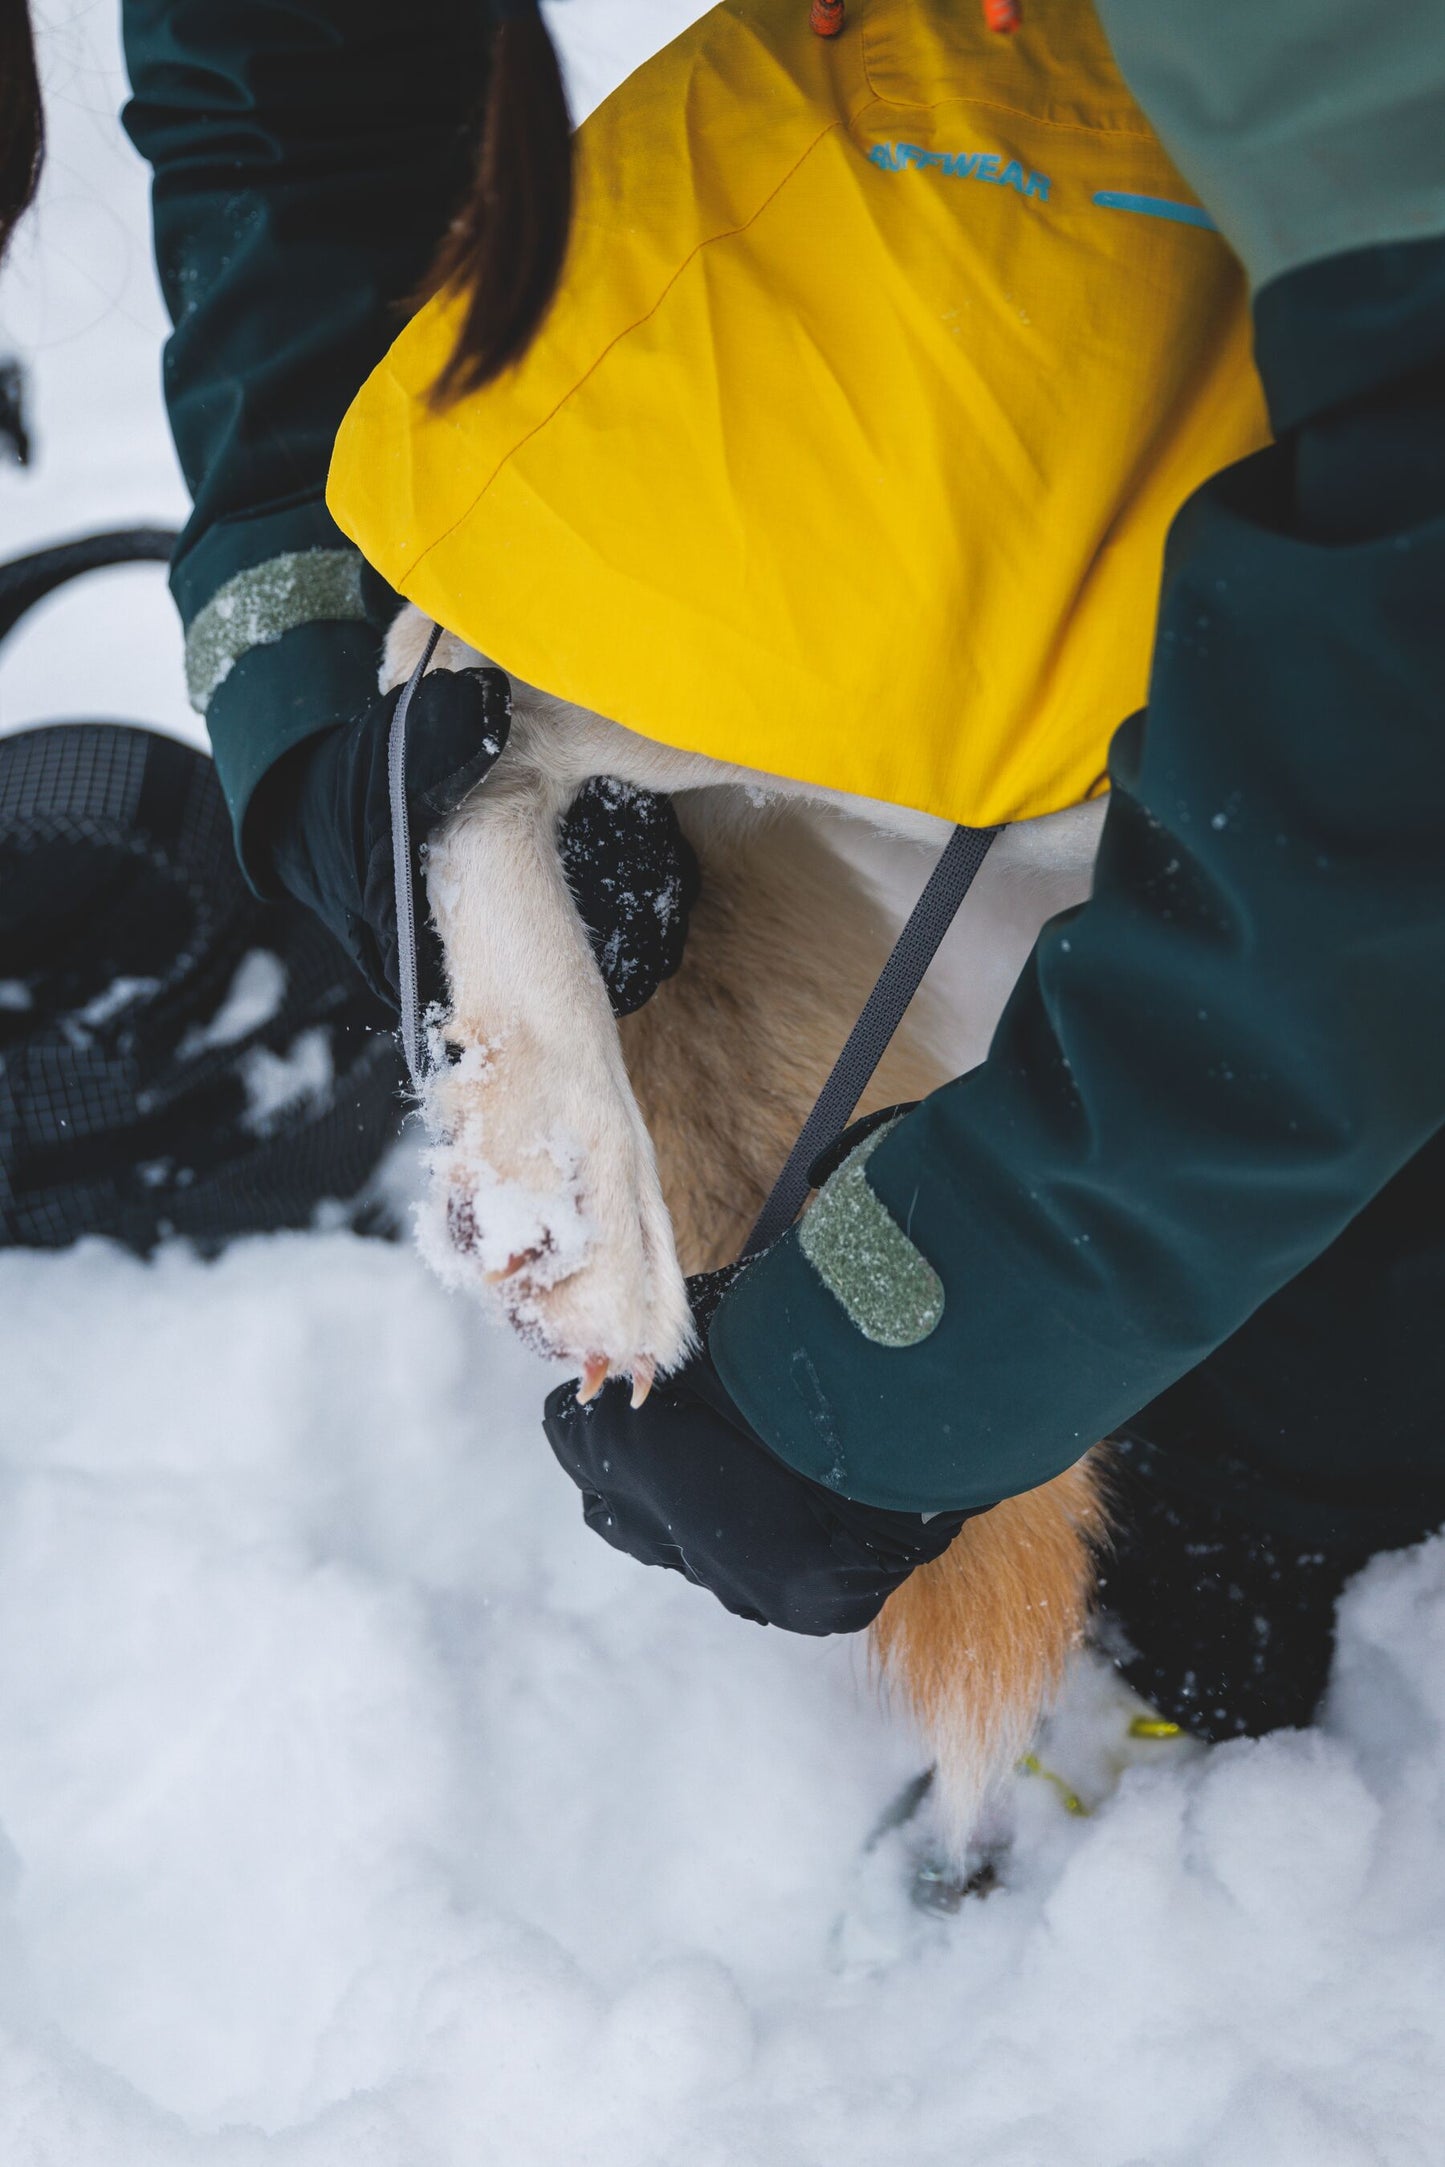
[576,1355,609,1405]
[630,1359,656,1410]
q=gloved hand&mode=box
[262,665,697,1018]
[543,1267,975,1634]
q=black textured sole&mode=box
[1,721,404,1252]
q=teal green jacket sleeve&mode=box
[1094,0,1445,299]
[121,0,487,876]
[711,234,1445,1514]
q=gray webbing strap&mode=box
[389,620,444,1092]
[741,822,998,1259]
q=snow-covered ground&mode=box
[4,6,1445,2164]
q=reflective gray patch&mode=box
[185,549,368,714]
[798,1120,944,1347]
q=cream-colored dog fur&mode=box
[386,606,1111,1860]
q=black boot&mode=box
[1,721,404,1252]
[1098,1130,1445,1742]
[1095,1438,1378,1742]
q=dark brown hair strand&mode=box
[426,4,573,406]
[0,0,44,267]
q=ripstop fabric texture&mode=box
[328,0,1269,831]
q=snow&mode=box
[3,1230,1445,2165]
[238,1026,335,1136]
[179,951,289,1059]
[3,4,1445,2164]
[76,973,162,1027]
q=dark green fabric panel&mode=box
[1094,0,1445,294]
[714,236,1445,1518]
[121,0,487,830]
[206,617,383,888]
[1118,1123,1445,1547]
[712,1211,1111,1513]
[1254,235,1445,434]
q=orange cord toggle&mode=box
[810,0,845,36]
[983,0,1023,31]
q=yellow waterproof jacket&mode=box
[329,0,1269,830]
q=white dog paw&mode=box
[415,1031,694,1396]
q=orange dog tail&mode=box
[871,1452,1109,1860]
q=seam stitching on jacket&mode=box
[859,13,1154,140]
[395,105,884,584]
[395,65,1168,593]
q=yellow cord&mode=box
[1018,1717,1183,1819]
[1018,1753,1090,1817]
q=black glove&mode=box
[262,667,697,1018]
[543,1268,975,1634]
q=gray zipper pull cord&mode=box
[741,821,999,1258]
[388,620,445,1093]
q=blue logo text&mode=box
[869,142,1050,200]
